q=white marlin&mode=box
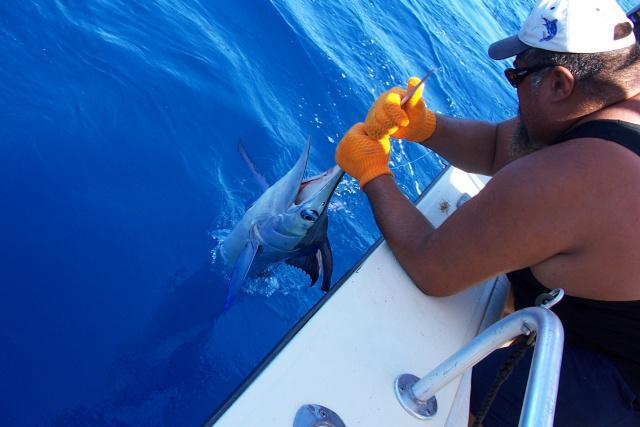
[220,138,344,312]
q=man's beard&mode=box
[509,111,547,159]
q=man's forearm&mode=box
[417,115,518,176]
[362,175,436,293]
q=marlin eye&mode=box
[301,210,319,221]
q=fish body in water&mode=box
[220,137,344,312]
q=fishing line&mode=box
[390,152,430,170]
[390,69,437,171]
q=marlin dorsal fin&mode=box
[285,251,321,286]
[319,239,333,292]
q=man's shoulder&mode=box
[491,138,638,205]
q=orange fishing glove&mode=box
[364,77,437,142]
[335,123,394,190]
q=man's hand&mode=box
[364,77,437,142]
[335,123,393,190]
[364,87,407,139]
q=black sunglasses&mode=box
[504,64,555,88]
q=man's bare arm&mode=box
[417,116,519,176]
[361,152,576,297]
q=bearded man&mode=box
[335,0,640,424]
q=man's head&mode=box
[489,0,635,60]
[492,0,640,101]
[490,0,640,157]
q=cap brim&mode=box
[488,35,530,60]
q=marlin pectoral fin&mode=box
[319,239,333,292]
[224,237,259,313]
[285,251,321,287]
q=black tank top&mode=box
[507,119,640,401]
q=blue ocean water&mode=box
[1,0,634,425]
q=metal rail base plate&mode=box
[395,374,438,420]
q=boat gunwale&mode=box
[201,165,451,426]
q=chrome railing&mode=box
[395,305,564,427]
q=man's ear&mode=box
[547,66,575,102]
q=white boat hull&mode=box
[208,166,509,426]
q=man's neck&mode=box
[577,91,640,126]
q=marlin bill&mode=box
[220,138,344,312]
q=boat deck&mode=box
[208,167,509,426]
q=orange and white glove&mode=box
[335,123,393,190]
[364,77,437,142]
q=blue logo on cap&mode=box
[539,18,558,42]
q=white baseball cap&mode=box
[489,0,636,60]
